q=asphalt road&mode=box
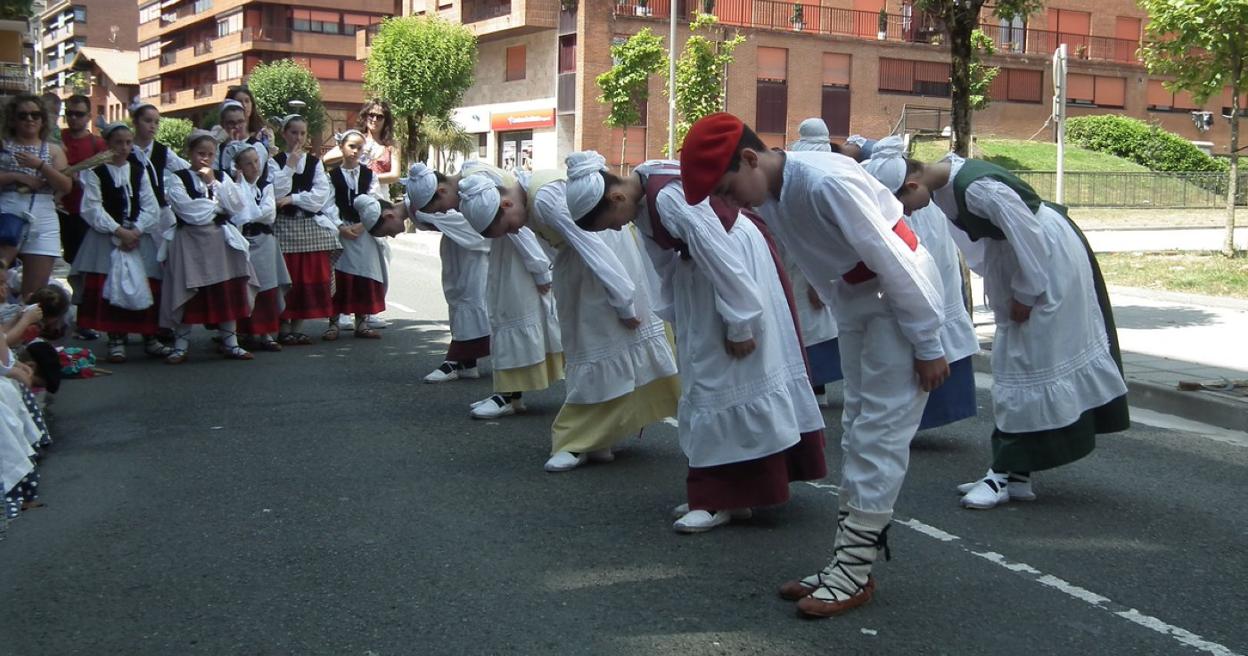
[3,236,1246,656]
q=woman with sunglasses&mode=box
[355,100,400,187]
[0,95,73,299]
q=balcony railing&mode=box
[160,50,177,66]
[463,0,512,23]
[160,90,178,104]
[0,63,32,94]
[241,25,292,44]
[193,82,215,99]
[612,0,1142,64]
[194,39,212,56]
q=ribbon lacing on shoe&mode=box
[814,522,891,600]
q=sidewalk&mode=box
[972,283,1248,432]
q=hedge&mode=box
[1065,115,1227,174]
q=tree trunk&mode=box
[948,16,974,157]
[620,126,629,175]
[1225,79,1240,257]
[406,115,424,164]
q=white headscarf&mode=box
[353,194,382,233]
[790,118,831,152]
[564,151,608,221]
[278,114,304,131]
[458,174,501,234]
[101,122,130,139]
[861,135,907,193]
[223,139,268,174]
[403,162,438,211]
[220,99,245,113]
[336,129,366,145]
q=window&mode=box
[139,2,161,23]
[1046,8,1089,35]
[342,59,365,81]
[1114,16,1141,61]
[193,0,212,14]
[343,14,379,35]
[988,68,1043,104]
[1222,87,1248,117]
[558,34,576,74]
[140,79,161,99]
[139,41,161,61]
[217,57,243,82]
[878,58,950,97]
[72,5,86,22]
[505,45,526,81]
[477,133,488,159]
[755,47,789,137]
[291,8,342,34]
[1147,80,1198,111]
[1067,74,1124,108]
[821,53,851,137]
[217,12,243,37]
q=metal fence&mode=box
[1016,171,1248,209]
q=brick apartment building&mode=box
[39,0,138,95]
[363,0,1245,172]
[138,0,394,134]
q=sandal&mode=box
[222,345,254,361]
[258,337,283,352]
[353,327,381,339]
[164,349,189,365]
[107,339,126,364]
[145,338,173,358]
[278,332,312,346]
[322,325,340,342]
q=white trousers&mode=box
[835,279,929,515]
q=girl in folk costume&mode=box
[160,135,259,364]
[499,155,680,473]
[895,152,1129,510]
[327,130,386,338]
[130,103,189,235]
[215,100,270,179]
[224,85,275,152]
[455,175,564,421]
[787,118,844,404]
[216,141,290,352]
[567,153,826,534]
[271,114,339,345]
[71,123,170,364]
[862,137,979,432]
[680,114,947,616]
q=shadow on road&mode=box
[1110,304,1219,330]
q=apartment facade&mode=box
[363,0,1243,173]
[138,0,395,134]
[39,0,137,94]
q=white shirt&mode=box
[79,161,159,235]
[756,151,946,360]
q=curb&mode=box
[971,352,1247,434]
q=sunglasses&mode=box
[66,110,87,118]
[16,111,42,121]
[366,113,385,119]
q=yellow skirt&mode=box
[494,352,565,393]
[550,374,681,455]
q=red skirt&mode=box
[77,274,162,336]
[332,271,386,316]
[281,251,332,320]
[238,288,283,335]
[686,430,827,511]
[447,336,491,361]
[180,277,253,325]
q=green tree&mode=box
[597,28,666,172]
[156,117,195,158]
[1140,0,1248,257]
[667,13,745,152]
[365,16,477,162]
[0,0,33,20]
[421,113,476,172]
[915,0,1042,156]
[246,59,328,148]
[968,29,999,112]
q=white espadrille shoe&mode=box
[673,509,733,534]
[960,472,1010,509]
[544,451,587,472]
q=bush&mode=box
[246,59,327,148]
[1066,115,1227,173]
[155,117,194,159]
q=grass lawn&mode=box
[1098,252,1248,299]
[910,138,1148,173]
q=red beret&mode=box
[678,112,744,205]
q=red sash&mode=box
[841,218,919,284]
[642,168,737,259]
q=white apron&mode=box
[485,227,561,370]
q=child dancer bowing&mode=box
[217,142,289,352]
[680,113,946,616]
[71,123,170,363]
[161,135,259,363]
[271,115,338,345]
[863,136,979,431]
[455,174,564,420]
[505,155,680,472]
[566,154,825,534]
[895,152,1129,509]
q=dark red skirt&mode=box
[281,251,332,320]
[332,271,385,316]
[238,288,282,335]
[180,277,253,325]
[686,430,827,511]
[77,273,162,336]
[447,336,491,361]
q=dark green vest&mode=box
[950,159,1048,241]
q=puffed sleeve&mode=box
[420,210,490,252]
[656,186,764,342]
[78,169,119,234]
[134,167,161,235]
[164,170,220,227]
[291,157,332,213]
[533,183,637,319]
[508,227,553,286]
[964,178,1051,307]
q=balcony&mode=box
[459,0,557,37]
[612,0,1143,65]
[0,63,32,94]
[157,77,243,113]
[42,23,76,44]
[193,81,215,98]
[464,0,511,22]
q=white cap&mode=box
[458,174,501,234]
[353,194,382,232]
[403,162,438,211]
[564,150,608,221]
[860,135,907,193]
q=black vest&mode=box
[273,152,319,218]
[241,174,273,236]
[172,169,229,226]
[93,160,144,225]
[329,166,374,224]
[135,143,170,208]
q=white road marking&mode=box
[803,482,1242,656]
[386,301,416,313]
